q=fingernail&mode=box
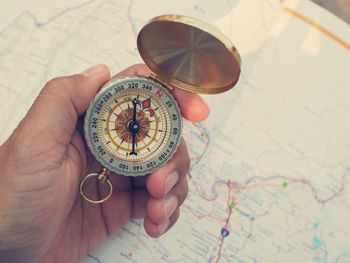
[157,218,170,235]
[165,171,179,193]
[81,64,106,76]
[163,195,178,218]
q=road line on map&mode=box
[0,0,96,37]
[126,0,138,39]
[284,7,350,50]
[190,122,210,167]
[214,180,233,263]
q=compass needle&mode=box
[128,98,139,156]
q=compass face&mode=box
[84,75,182,176]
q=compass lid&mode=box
[137,15,241,94]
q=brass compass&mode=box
[80,15,241,204]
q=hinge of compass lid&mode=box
[149,73,173,91]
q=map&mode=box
[1,0,350,262]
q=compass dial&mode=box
[84,75,182,176]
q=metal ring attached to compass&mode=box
[80,172,113,204]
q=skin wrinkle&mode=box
[7,119,67,175]
[1,213,57,263]
[17,146,64,176]
[69,130,88,176]
[6,136,46,172]
[10,165,58,196]
[61,157,79,212]
[2,176,61,242]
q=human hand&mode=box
[0,64,209,263]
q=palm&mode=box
[36,129,136,263]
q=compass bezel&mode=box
[84,75,182,176]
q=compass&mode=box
[84,75,181,177]
[80,15,241,203]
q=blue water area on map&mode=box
[313,221,320,230]
[312,236,322,249]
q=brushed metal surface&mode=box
[137,15,241,94]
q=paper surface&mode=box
[1,0,350,262]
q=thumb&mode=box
[20,64,110,146]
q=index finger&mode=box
[113,63,152,78]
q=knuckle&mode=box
[184,152,191,173]
[183,178,189,199]
[44,76,68,91]
[169,208,180,227]
[42,75,82,95]
[179,138,190,174]
[176,177,188,205]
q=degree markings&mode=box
[88,78,180,174]
[102,89,166,159]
